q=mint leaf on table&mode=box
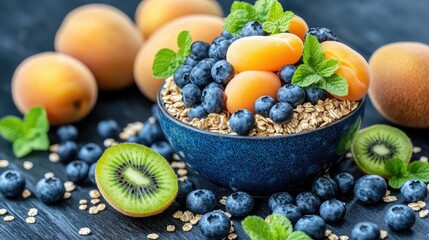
[268,213,292,239]
[384,158,429,189]
[0,116,24,141]
[152,30,192,79]
[286,231,312,240]
[242,216,272,240]
[408,161,429,182]
[385,158,408,177]
[262,1,295,35]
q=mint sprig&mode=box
[262,1,295,35]
[292,35,349,96]
[242,213,311,240]
[152,31,192,78]
[0,107,50,158]
[385,158,429,189]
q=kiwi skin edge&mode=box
[95,143,178,217]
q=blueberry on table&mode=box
[306,27,337,42]
[334,172,355,194]
[277,84,306,108]
[278,65,297,85]
[208,40,231,60]
[176,179,195,205]
[151,103,160,120]
[241,21,267,37]
[97,119,119,139]
[294,215,326,239]
[319,199,346,223]
[190,59,215,88]
[0,170,26,198]
[66,160,89,183]
[36,177,65,204]
[272,204,302,225]
[211,60,234,85]
[269,102,294,124]
[268,192,294,211]
[184,55,199,67]
[173,65,193,88]
[181,83,202,107]
[296,192,321,215]
[400,179,428,202]
[186,189,216,214]
[312,176,339,200]
[225,191,254,218]
[126,135,140,144]
[78,143,103,164]
[354,175,387,203]
[384,204,415,232]
[137,121,165,146]
[351,222,380,240]
[88,163,96,185]
[150,141,174,161]
[188,104,209,121]
[229,110,255,135]
[199,211,231,240]
[191,41,210,60]
[201,87,226,114]
[57,125,78,142]
[305,87,326,105]
[57,141,78,163]
[254,96,276,118]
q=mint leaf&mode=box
[263,11,295,35]
[0,116,24,141]
[254,0,276,22]
[267,1,284,20]
[28,133,49,151]
[268,214,292,239]
[389,174,413,189]
[286,231,312,240]
[408,161,429,182]
[291,64,316,87]
[303,35,324,69]
[152,49,179,78]
[317,59,339,78]
[242,216,272,240]
[23,107,49,134]
[318,74,348,96]
[385,158,408,177]
[225,2,257,35]
[177,31,192,57]
[13,138,33,158]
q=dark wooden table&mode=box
[0,0,428,239]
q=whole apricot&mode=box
[12,53,97,125]
[321,41,370,101]
[135,0,223,38]
[55,4,143,90]
[289,15,309,41]
[134,15,224,101]
[369,42,429,128]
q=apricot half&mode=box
[12,53,97,125]
[289,15,309,41]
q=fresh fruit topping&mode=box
[306,27,337,43]
[150,141,174,162]
[173,65,193,89]
[295,192,321,215]
[57,125,78,142]
[400,179,427,202]
[278,65,296,85]
[241,21,267,37]
[351,222,380,240]
[304,87,326,105]
[354,175,387,203]
[36,177,65,204]
[272,204,301,225]
[190,58,216,88]
[186,189,216,214]
[0,170,26,198]
[312,176,339,200]
[319,199,346,223]
[268,192,294,211]
[277,84,306,108]
[78,143,103,164]
[188,104,209,121]
[221,30,233,39]
[254,96,276,118]
[294,215,326,239]
[181,83,202,107]
[384,204,415,232]
[226,191,255,217]
[205,82,225,91]
[95,143,178,217]
[57,141,78,163]
[199,211,231,240]
[211,60,235,85]
[184,56,199,68]
[201,87,226,114]
[88,163,96,185]
[176,179,195,205]
[209,39,231,60]
[229,110,255,136]
[351,125,412,177]
[191,41,210,60]
[269,102,293,124]
[66,160,89,184]
[137,121,165,146]
[289,15,309,41]
[97,119,119,139]
[333,172,355,194]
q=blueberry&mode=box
[0,170,25,198]
[174,65,193,88]
[273,204,302,225]
[351,222,380,240]
[181,83,202,107]
[205,82,225,91]
[57,125,78,142]
[229,35,242,43]
[226,191,254,217]
[268,192,294,211]
[277,84,306,107]
[97,119,119,139]
[312,176,338,200]
[186,189,216,214]
[137,121,165,145]
[36,177,65,203]
[88,163,96,185]
[306,27,337,42]
[201,87,226,114]
[191,41,210,59]
[354,175,387,203]
[319,199,346,223]
[229,110,255,135]
[126,135,140,144]
[150,141,174,161]
[334,172,355,194]
[78,143,103,164]
[190,59,215,88]
[188,104,209,121]
[400,179,428,202]
[57,141,78,163]
[296,192,321,215]
[305,87,326,105]
[208,40,231,60]
[241,21,267,37]
[176,179,195,205]
[66,160,89,183]
[221,30,233,39]
[211,60,234,85]
[278,65,296,85]
[199,211,231,240]
[384,204,415,232]
[269,102,294,124]
[294,215,326,239]
[184,55,199,67]
[212,36,226,45]
[151,103,160,120]
[254,96,276,118]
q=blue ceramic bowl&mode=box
[158,90,366,196]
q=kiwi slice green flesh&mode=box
[95,143,178,217]
[352,124,412,177]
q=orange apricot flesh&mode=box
[289,15,309,41]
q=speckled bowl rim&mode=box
[157,85,366,140]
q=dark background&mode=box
[0,0,428,239]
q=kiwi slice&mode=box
[352,124,412,177]
[95,143,178,217]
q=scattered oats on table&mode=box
[103,138,116,147]
[88,206,99,215]
[79,199,88,205]
[328,233,339,240]
[79,205,88,211]
[419,209,429,218]
[166,225,176,232]
[173,210,183,219]
[97,203,106,212]
[417,200,426,208]
[383,195,397,203]
[380,230,388,239]
[23,161,33,170]
[147,233,159,239]
[89,190,101,199]
[228,233,238,240]
[22,189,32,198]
[219,198,227,205]
[64,181,76,192]
[4,215,14,222]
[180,211,194,222]
[49,144,59,152]
[413,146,422,153]
[190,214,202,225]
[0,209,7,216]
[0,159,9,168]
[177,169,188,176]
[229,225,235,234]
[408,202,421,211]
[339,235,349,240]
[420,156,428,163]
[26,217,36,224]
[325,230,332,237]
[79,227,91,236]
[44,172,55,179]
[63,192,72,199]
[182,223,193,232]
[91,198,100,205]
[345,152,353,158]
[28,208,38,217]
[49,153,60,162]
